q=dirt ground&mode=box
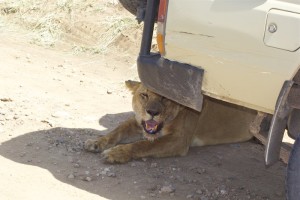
[0,1,286,200]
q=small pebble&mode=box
[196,190,203,195]
[220,189,227,195]
[100,167,111,175]
[51,111,70,119]
[150,162,157,168]
[85,177,92,182]
[19,152,26,157]
[197,168,206,174]
[73,163,80,168]
[107,172,116,177]
[131,163,137,167]
[149,193,156,197]
[67,174,75,179]
[160,185,175,194]
[186,194,194,199]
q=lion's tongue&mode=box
[145,120,158,133]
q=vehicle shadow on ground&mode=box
[0,112,287,200]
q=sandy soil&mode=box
[0,1,286,200]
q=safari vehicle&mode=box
[120,0,300,199]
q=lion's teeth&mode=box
[145,123,158,131]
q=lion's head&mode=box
[126,80,182,141]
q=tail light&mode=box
[157,0,168,55]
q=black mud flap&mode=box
[137,54,204,112]
[265,81,293,166]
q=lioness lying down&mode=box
[84,80,256,163]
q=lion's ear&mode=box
[125,80,141,94]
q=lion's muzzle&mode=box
[142,120,163,135]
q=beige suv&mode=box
[120,0,300,199]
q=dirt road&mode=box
[0,1,286,200]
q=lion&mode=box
[84,80,256,163]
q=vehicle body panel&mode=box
[164,0,300,114]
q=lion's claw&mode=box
[84,139,102,153]
[102,145,132,164]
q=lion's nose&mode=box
[146,109,160,117]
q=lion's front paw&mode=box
[102,145,132,164]
[84,138,107,153]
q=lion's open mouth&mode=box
[142,120,163,135]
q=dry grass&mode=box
[0,0,142,53]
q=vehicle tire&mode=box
[119,0,147,16]
[286,134,300,199]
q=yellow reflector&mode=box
[157,33,165,55]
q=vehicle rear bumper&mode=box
[137,53,204,111]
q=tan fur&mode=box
[84,80,256,163]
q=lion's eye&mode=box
[140,93,148,99]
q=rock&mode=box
[107,172,116,177]
[149,193,156,197]
[73,163,80,168]
[51,111,70,119]
[140,195,146,199]
[67,174,75,179]
[220,189,227,195]
[19,152,26,157]
[85,177,92,182]
[196,168,206,174]
[100,167,111,175]
[131,163,137,167]
[150,162,158,168]
[196,190,203,195]
[159,185,175,194]
[186,194,194,199]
